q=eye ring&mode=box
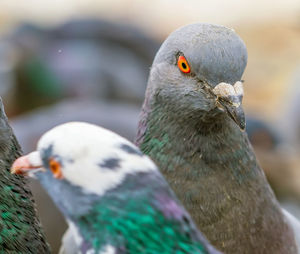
[49,158,63,179]
[177,55,191,74]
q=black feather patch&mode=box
[99,158,121,170]
[120,144,143,157]
[41,144,54,164]
[42,144,54,157]
[41,144,67,166]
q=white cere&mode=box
[212,81,244,98]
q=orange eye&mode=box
[177,55,191,73]
[49,158,63,179]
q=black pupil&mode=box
[181,62,187,69]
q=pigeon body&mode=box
[135,23,298,253]
[0,98,49,252]
[12,122,221,254]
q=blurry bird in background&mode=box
[2,19,159,115]
[246,116,300,204]
[279,67,300,149]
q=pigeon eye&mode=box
[49,158,63,179]
[177,55,191,74]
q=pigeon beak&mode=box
[11,151,44,176]
[218,98,245,130]
[212,81,246,130]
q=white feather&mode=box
[99,245,116,254]
[35,122,157,196]
[59,225,81,254]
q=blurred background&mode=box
[1,0,300,252]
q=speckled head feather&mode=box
[34,122,157,196]
[12,122,221,254]
[135,23,298,253]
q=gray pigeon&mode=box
[135,23,299,253]
[12,122,221,254]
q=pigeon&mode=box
[10,98,141,251]
[11,121,221,254]
[135,23,299,253]
[0,97,50,252]
[246,116,281,151]
[8,19,158,114]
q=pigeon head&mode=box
[147,23,247,129]
[11,122,156,196]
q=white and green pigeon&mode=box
[11,122,221,254]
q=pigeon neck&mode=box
[136,99,259,183]
[72,172,209,253]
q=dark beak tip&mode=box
[217,97,245,131]
[235,112,246,131]
[225,105,246,131]
[240,122,246,131]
